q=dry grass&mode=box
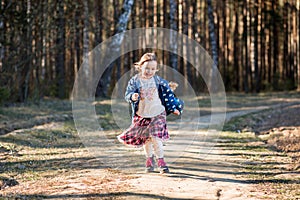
[0,121,132,199]
[224,99,300,200]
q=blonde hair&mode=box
[134,52,157,72]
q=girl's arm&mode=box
[158,77,184,115]
[125,76,138,103]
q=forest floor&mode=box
[0,92,300,199]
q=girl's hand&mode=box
[169,81,178,91]
[173,109,180,115]
[131,93,139,101]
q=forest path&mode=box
[119,108,269,200]
[111,101,299,200]
[1,97,300,199]
[97,102,297,200]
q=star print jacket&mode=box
[125,74,184,118]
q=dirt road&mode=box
[1,96,300,199]
[109,109,268,200]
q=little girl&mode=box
[117,52,184,173]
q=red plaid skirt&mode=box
[117,111,169,147]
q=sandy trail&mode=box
[86,106,280,200]
[2,100,299,199]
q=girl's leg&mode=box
[143,139,154,172]
[152,137,169,173]
[143,139,153,158]
[152,137,164,158]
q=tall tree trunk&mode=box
[0,0,4,73]
[178,0,184,75]
[254,0,260,92]
[113,0,121,84]
[74,4,81,73]
[156,0,161,27]
[169,0,178,75]
[233,1,240,91]
[82,1,90,97]
[131,0,137,73]
[221,0,227,87]
[181,0,189,91]
[293,0,298,90]
[41,1,48,97]
[207,0,218,67]
[163,0,168,66]
[272,0,279,90]
[34,2,42,101]
[248,2,253,91]
[190,0,197,87]
[98,0,135,97]
[45,0,56,83]
[243,0,249,93]
[298,1,300,91]
[24,0,32,101]
[207,0,219,92]
[94,1,102,45]
[261,0,266,90]
[56,0,66,98]
[113,0,121,97]
[148,0,154,27]
[267,2,272,86]
[83,1,89,58]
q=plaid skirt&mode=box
[117,111,169,147]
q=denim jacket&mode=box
[125,74,184,118]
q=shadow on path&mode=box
[9,192,208,200]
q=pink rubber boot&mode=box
[157,158,169,173]
[145,157,155,172]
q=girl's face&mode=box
[140,60,158,79]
